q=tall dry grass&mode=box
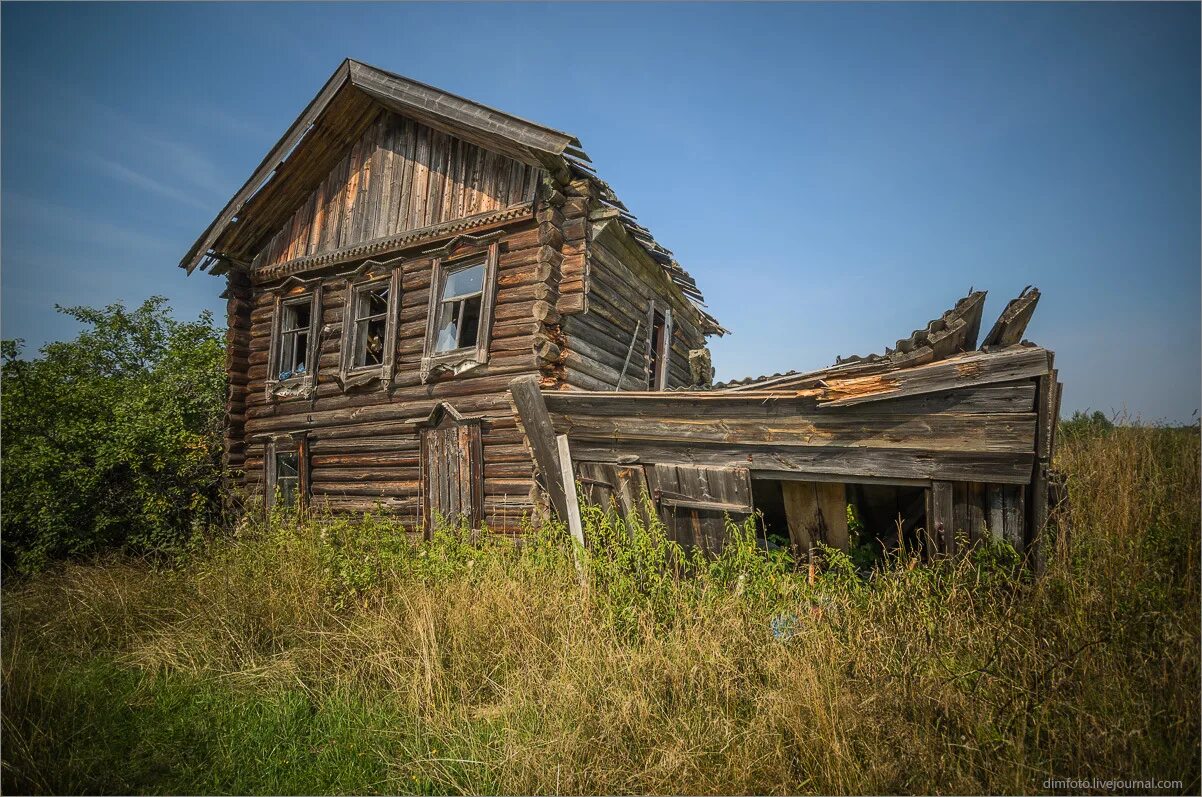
[2,424,1198,794]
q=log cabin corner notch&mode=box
[185,58,723,531]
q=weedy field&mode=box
[2,424,1198,795]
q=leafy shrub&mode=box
[1,297,224,573]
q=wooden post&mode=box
[987,484,1005,542]
[930,481,954,555]
[509,375,569,522]
[556,434,587,583]
[952,481,969,551]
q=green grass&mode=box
[3,424,1199,794]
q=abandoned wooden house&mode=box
[183,59,1062,561]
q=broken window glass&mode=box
[278,299,312,380]
[350,282,390,369]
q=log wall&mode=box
[239,216,547,531]
[558,214,707,392]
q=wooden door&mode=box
[420,416,483,535]
[647,464,753,554]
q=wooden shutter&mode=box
[576,462,652,529]
[420,416,483,534]
[647,464,753,554]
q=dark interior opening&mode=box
[648,309,666,389]
[846,483,928,554]
[749,478,930,560]
[751,479,791,550]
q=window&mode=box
[278,299,311,378]
[433,261,484,353]
[350,281,389,368]
[339,265,401,387]
[421,241,500,383]
[646,303,673,390]
[266,436,308,512]
[274,450,299,508]
[268,287,321,400]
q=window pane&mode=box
[274,452,300,508]
[357,285,389,320]
[434,300,459,352]
[276,452,298,478]
[458,296,481,349]
[354,316,386,367]
[442,263,483,300]
[277,477,298,508]
[283,302,310,331]
[279,330,301,377]
[293,332,308,373]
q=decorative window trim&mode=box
[420,240,500,384]
[265,433,309,513]
[266,285,323,401]
[338,264,402,390]
[645,300,673,391]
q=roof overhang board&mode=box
[348,60,576,166]
[182,59,354,274]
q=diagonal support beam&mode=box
[509,375,569,521]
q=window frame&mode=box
[421,240,499,382]
[265,434,309,513]
[267,286,322,400]
[339,266,402,387]
[645,300,673,391]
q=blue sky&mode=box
[2,2,1198,422]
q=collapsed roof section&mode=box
[180,58,723,335]
[708,288,1039,394]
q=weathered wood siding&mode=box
[558,218,706,391]
[254,110,542,270]
[539,379,1040,485]
[240,218,548,531]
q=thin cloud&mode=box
[82,154,213,211]
[186,102,274,143]
[2,192,177,257]
[20,74,236,204]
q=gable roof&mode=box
[181,58,722,334]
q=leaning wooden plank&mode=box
[556,436,586,547]
[981,287,1040,348]
[818,346,1051,408]
[509,376,569,521]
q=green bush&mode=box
[1,297,225,573]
